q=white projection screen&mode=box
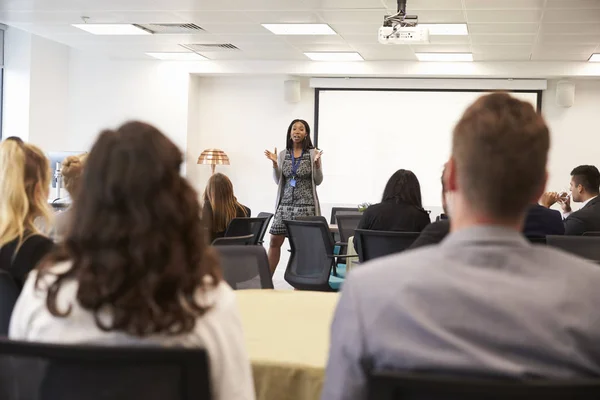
[315,89,540,219]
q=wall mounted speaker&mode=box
[556,81,575,108]
[284,80,301,103]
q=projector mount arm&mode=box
[384,0,418,28]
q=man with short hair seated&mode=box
[321,93,600,400]
[541,165,600,236]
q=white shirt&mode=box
[9,262,255,400]
[563,195,598,219]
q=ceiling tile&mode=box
[340,34,381,45]
[539,34,600,45]
[172,11,254,24]
[226,0,308,11]
[199,23,272,34]
[546,0,600,9]
[351,44,416,60]
[464,0,545,9]
[318,9,386,24]
[318,0,386,9]
[291,43,355,52]
[532,44,597,60]
[243,11,324,23]
[384,0,463,9]
[282,34,348,45]
[409,44,471,53]
[471,34,536,45]
[466,9,543,23]
[329,23,380,36]
[540,23,600,35]
[428,35,471,45]
[467,23,539,35]
[543,9,600,23]
[411,10,466,23]
[474,53,531,61]
[471,44,532,55]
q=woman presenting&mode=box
[264,119,323,275]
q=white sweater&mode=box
[9,262,255,400]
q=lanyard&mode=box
[291,150,304,178]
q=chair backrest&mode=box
[283,219,336,291]
[215,245,273,290]
[368,371,600,400]
[0,271,19,335]
[224,217,266,245]
[212,234,254,246]
[330,207,358,224]
[526,235,547,245]
[0,339,211,400]
[335,212,362,244]
[355,229,420,263]
[546,235,600,261]
[582,231,600,236]
[256,212,274,244]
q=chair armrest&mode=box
[330,254,359,259]
[334,241,348,247]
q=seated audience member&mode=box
[409,167,451,249]
[411,173,564,249]
[541,165,600,235]
[53,153,87,239]
[322,93,600,400]
[10,122,255,400]
[354,169,430,250]
[0,139,54,289]
[202,173,251,243]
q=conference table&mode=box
[236,290,340,400]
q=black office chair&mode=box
[283,219,353,291]
[0,339,211,400]
[526,235,547,245]
[336,212,362,246]
[355,229,420,263]
[224,217,267,245]
[582,232,600,236]
[546,235,600,261]
[368,371,600,400]
[212,234,254,246]
[0,271,19,336]
[215,245,273,290]
[256,212,274,245]
[330,207,358,225]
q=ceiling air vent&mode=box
[181,43,240,52]
[134,23,205,34]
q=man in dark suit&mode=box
[542,165,600,236]
[410,172,565,249]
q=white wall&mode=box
[543,79,600,210]
[28,34,70,150]
[2,27,32,139]
[66,51,191,155]
[187,76,314,215]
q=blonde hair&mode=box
[0,140,52,246]
[61,153,87,197]
[202,173,247,232]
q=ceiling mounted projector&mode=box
[378,0,430,44]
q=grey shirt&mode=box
[322,226,600,400]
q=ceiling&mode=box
[1,0,599,62]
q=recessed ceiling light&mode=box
[589,54,600,62]
[416,52,473,62]
[146,52,208,61]
[304,52,364,61]
[72,24,151,35]
[262,24,337,35]
[419,24,468,36]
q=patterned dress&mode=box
[269,150,316,235]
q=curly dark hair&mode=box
[38,121,220,336]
